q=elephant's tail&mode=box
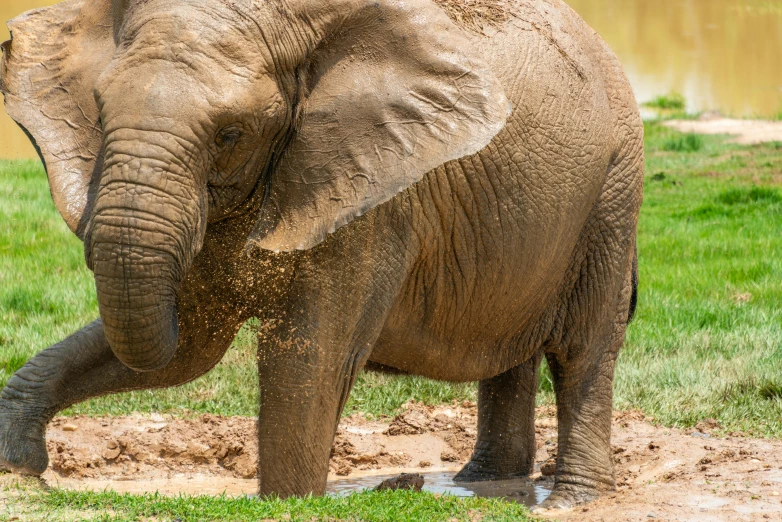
[627,245,639,323]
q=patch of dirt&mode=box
[2,403,782,520]
[554,414,782,521]
[330,401,478,477]
[664,118,782,144]
[46,414,258,480]
[35,403,474,486]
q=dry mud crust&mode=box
[9,403,782,520]
[663,118,782,145]
[432,0,513,34]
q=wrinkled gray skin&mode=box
[0,0,642,508]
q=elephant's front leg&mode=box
[255,244,405,497]
[0,321,109,475]
[454,352,543,482]
[0,309,242,476]
[256,305,379,497]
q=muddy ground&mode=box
[4,403,782,521]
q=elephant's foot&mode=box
[0,403,49,476]
[453,459,530,483]
[536,480,607,511]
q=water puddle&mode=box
[43,470,551,507]
[327,471,552,508]
[49,471,551,507]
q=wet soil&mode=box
[663,118,782,145]
[4,403,782,520]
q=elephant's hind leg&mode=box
[0,313,241,476]
[454,352,542,483]
[540,302,631,510]
[539,158,642,509]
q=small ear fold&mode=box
[247,0,510,252]
[1,0,115,239]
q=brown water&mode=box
[568,0,782,119]
[2,0,781,158]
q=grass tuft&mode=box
[758,382,782,401]
[717,186,782,205]
[663,133,704,152]
[687,186,782,220]
[643,93,686,111]
[0,354,27,375]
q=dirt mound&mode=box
[332,402,477,475]
[42,402,476,483]
[5,402,781,520]
[47,414,258,480]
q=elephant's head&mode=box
[0,0,509,371]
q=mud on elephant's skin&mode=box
[0,0,643,507]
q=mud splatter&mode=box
[432,0,514,34]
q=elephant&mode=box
[0,0,643,508]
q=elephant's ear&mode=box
[247,0,511,252]
[0,0,115,239]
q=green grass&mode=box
[662,133,704,153]
[616,122,782,437]
[0,162,98,379]
[0,479,534,522]
[642,92,686,111]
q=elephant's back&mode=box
[437,0,637,143]
[369,1,640,381]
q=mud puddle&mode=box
[46,470,551,509]
[4,403,782,520]
[329,471,551,508]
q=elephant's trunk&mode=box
[87,130,206,372]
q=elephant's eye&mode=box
[215,127,243,149]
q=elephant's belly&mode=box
[367,196,577,381]
[368,286,555,382]
[368,329,533,382]
[366,339,498,382]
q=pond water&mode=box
[1,0,781,158]
[568,0,782,119]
